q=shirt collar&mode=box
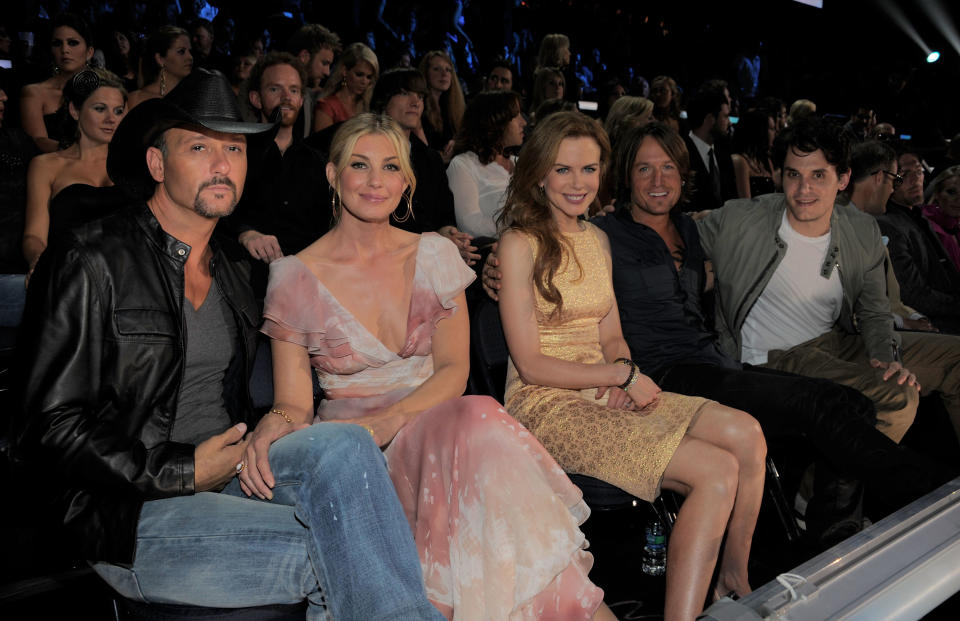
[688,131,713,168]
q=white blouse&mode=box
[446,151,513,238]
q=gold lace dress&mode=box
[504,223,709,501]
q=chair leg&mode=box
[654,491,682,537]
[765,456,803,543]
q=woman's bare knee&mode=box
[695,404,766,467]
[740,415,767,468]
[664,439,739,503]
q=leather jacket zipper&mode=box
[174,263,187,443]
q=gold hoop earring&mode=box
[159,66,167,96]
[392,190,414,223]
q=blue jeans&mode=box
[94,423,443,621]
[0,274,26,327]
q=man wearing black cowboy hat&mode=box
[14,69,442,619]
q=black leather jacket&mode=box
[14,203,260,564]
[878,201,960,321]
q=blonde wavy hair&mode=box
[536,33,570,69]
[322,42,380,112]
[327,113,417,225]
[604,96,654,143]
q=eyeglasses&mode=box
[875,169,903,189]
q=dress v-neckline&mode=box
[291,237,425,358]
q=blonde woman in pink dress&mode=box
[247,113,617,620]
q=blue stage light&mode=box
[927,51,941,63]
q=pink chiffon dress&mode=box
[261,232,604,620]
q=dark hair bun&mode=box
[65,70,102,107]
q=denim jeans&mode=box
[0,274,26,327]
[94,423,443,621]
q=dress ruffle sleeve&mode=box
[400,233,476,359]
[419,232,476,309]
[260,257,358,366]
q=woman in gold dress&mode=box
[497,111,766,621]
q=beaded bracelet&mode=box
[270,408,293,423]
[614,358,640,391]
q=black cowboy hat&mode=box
[108,68,275,199]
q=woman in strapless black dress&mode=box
[20,14,95,153]
[731,109,780,199]
[23,69,127,285]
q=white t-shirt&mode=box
[741,212,843,365]
[447,151,512,238]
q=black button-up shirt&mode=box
[228,135,332,256]
[591,205,738,376]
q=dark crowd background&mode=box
[1,0,960,150]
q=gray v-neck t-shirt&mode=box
[171,282,238,445]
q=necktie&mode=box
[708,147,721,203]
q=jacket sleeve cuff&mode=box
[179,445,197,495]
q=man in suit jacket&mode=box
[683,85,737,212]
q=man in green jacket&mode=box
[698,118,960,443]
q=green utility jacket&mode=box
[696,193,900,363]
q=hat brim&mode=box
[107,97,275,199]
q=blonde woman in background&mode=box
[536,33,571,69]
[313,42,379,132]
[528,67,565,121]
[650,76,681,132]
[604,96,654,143]
[418,50,465,160]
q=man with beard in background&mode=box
[227,52,332,296]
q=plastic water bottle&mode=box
[642,519,667,576]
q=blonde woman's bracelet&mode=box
[270,408,293,423]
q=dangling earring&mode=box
[53,63,61,75]
[330,186,342,224]
[538,185,546,199]
[159,66,167,96]
[392,189,414,223]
